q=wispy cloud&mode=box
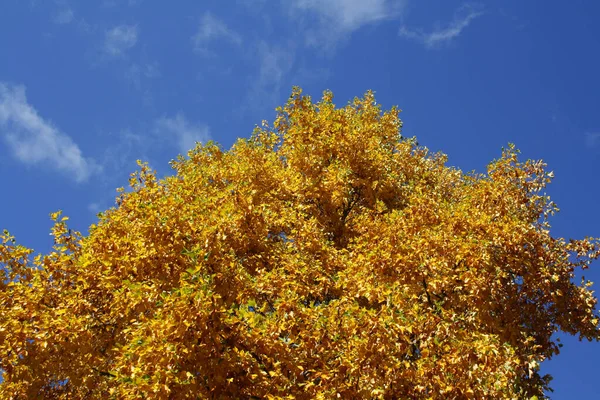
[0,82,100,182]
[104,24,138,57]
[126,62,160,90]
[102,0,143,6]
[245,41,295,111]
[585,132,600,149]
[289,0,405,48]
[192,12,241,55]
[155,114,211,155]
[257,42,294,90]
[53,7,74,24]
[399,4,483,48]
[88,202,103,214]
[101,129,148,172]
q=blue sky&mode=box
[1,0,599,396]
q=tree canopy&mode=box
[1,88,599,399]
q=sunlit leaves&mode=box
[1,88,599,398]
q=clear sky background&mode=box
[1,1,599,397]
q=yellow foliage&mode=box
[1,88,599,399]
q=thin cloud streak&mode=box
[53,8,74,25]
[244,40,295,113]
[292,0,399,31]
[399,5,483,48]
[289,0,405,48]
[104,24,138,57]
[155,113,211,155]
[192,12,241,54]
[585,132,600,149]
[0,82,100,182]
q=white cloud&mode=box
[289,0,404,47]
[399,5,483,48]
[293,0,399,31]
[237,0,267,8]
[192,12,241,54]
[257,41,294,89]
[88,202,103,214]
[155,114,211,155]
[126,62,160,90]
[0,83,100,182]
[585,133,600,149]
[53,8,74,24]
[104,24,138,57]
[102,0,143,6]
[245,41,295,111]
[101,129,147,173]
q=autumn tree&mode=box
[1,88,599,399]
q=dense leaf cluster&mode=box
[1,88,599,399]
